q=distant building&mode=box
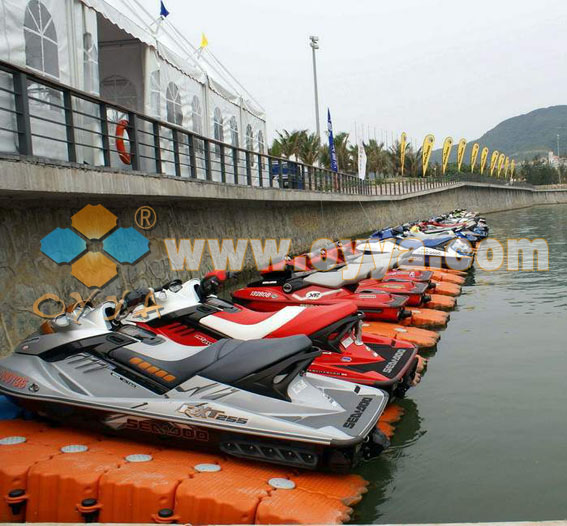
[547,152,567,168]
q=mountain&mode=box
[432,105,567,163]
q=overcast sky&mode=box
[158,0,566,148]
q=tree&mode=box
[365,139,390,177]
[297,132,321,165]
[332,132,352,172]
[519,158,559,185]
[270,129,306,159]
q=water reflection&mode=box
[353,399,424,522]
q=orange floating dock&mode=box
[363,321,440,350]
[0,419,379,524]
[432,282,462,297]
[404,307,450,329]
[426,294,457,311]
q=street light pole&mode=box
[309,36,321,138]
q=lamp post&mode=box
[309,36,321,138]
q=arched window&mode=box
[191,95,202,135]
[246,124,254,151]
[101,75,138,110]
[149,70,161,118]
[24,0,59,78]
[258,130,265,155]
[213,107,224,143]
[83,33,98,93]
[229,117,239,147]
[246,124,255,167]
[166,82,182,125]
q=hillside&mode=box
[432,105,567,163]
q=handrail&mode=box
[0,59,532,195]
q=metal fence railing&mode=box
[0,60,533,196]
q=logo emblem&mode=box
[40,204,150,288]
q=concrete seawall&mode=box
[1,157,566,353]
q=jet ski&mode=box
[268,244,436,308]
[124,274,420,398]
[360,235,474,271]
[234,259,411,322]
[0,300,390,472]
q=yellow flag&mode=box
[422,134,435,177]
[456,139,466,171]
[489,150,499,176]
[441,137,453,175]
[200,33,208,48]
[400,132,407,176]
[470,143,480,172]
[480,147,489,174]
[497,153,506,177]
[510,160,516,178]
[504,157,510,178]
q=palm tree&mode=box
[404,146,422,177]
[298,132,321,165]
[274,129,306,159]
[365,139,389,177]
[333,132,352,172]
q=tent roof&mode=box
[80,0,265,119]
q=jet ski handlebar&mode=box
[199,271,239,299]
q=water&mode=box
[354,204,567,524]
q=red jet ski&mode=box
[233,257,414,323]
[125,274,420,398]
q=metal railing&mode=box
[0,59,532,196]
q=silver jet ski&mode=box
[0,300,389,472]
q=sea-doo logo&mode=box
[383,349,406,374]
[0,368,27,390]
[178,404,248,425]
[122,417,209,442]
[343,397,373,429]
[250,291,278,299]
[40,204,150,288]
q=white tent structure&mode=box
[0,0,267,180]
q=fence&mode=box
[0,60,532,197]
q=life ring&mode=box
[115,119,131,165]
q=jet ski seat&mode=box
[303,262,376,289]
[110,335,318,399]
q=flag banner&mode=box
[442,136,453,175]
[457,138,467,171]
[510,160,516,178]
[490,150,499,176]
[497,153,506,177]
[422,134,435,177]
[504,157,510,178]
[470,143,480,172]
[358,137,367,180]
[328,109,338,172]
[400,132,407,176]
[480,147,489,174]
[160,1,169,17]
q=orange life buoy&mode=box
[115,119,131,165]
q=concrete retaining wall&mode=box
[0,158,566,353]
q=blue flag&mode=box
[327,109,338,172]
[160,1,169,17]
